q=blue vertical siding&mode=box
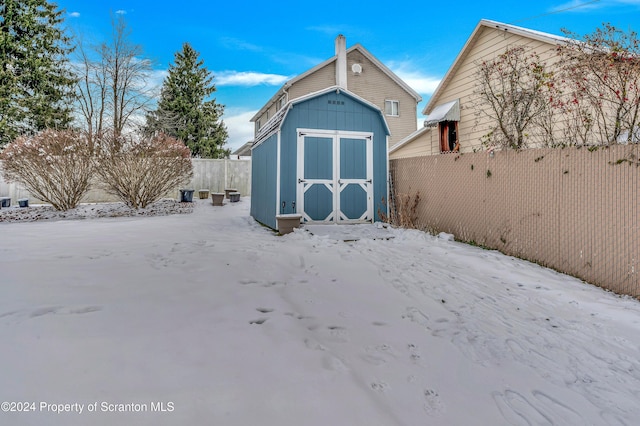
[340,138,367,179]
[250,133,278,229]
[304,137,333,179]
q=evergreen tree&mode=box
[0,0,76,148]
[146,43,229,158]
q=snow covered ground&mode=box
[1,198,639,426]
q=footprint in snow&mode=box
[370,381,389,393]
[408,343,422,363]
[327,325,349,342]
[423,389,445,416]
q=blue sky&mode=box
[55,0,640,151]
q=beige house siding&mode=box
[434,26,563,153]
[345,50,418,146]
[255,98,284,134]
[396,21,571,158]
[287,64,336,100]
[389,129,437,159]
[254,65,336,133]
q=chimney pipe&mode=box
[335,34,347,89]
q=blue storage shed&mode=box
[251,86,390,231]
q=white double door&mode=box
[296,129,373,223]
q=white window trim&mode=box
[385,100,399,117]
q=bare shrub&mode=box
[0,129,94,210]
[379,192,420,229]
[94,132,193,208]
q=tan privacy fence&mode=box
[390,145,640,298]
[0,158,251,205]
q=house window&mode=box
[385,100,399,116]
[439,121,459,152]
[256,118,262,132]
[278,95,287,110]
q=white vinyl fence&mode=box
[0,158,251,205]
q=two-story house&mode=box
[251,35,422,148]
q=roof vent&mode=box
[351,63,362,74]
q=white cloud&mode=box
[115,10,127,15]
[215,71,290,87]
[388,62,441,95]
[550,0,603,12]
[219,37,264,53]
[223,110,257,151]
[397,73,441,96]
[148,69,168,92]
[551,0,640,13]
[69,11,80,18]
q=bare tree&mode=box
[105,15,154,137]
[72,14,154,140]
[474,46,560,150]
[73,36,107,145]
[559,24,640,144]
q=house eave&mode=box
[350,44,423,103]
[422,18,571,115]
